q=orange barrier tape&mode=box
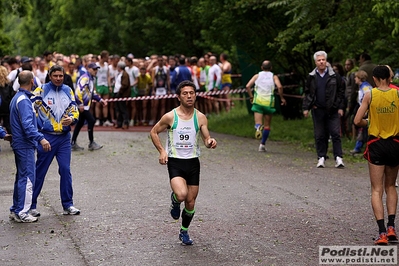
[103,86,302,102]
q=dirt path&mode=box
[0,131,389,266]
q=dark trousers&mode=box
[72,110,95,143]
[116,101,129,127]
[311,108,343,159]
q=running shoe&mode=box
[374,232,388,245]
[103,120,114,127]
[387,226,398,242]
[10,212,38,223]
[335,156,345,168]
[63,206,81,215]
[88,141,103,151]
[170,192,181,220]
[317,157,325,168]
[29,209,41,217]
[350,149,361,154]
[255,125,264,139]
[9,212,21,222]
[94,119,101,126]
[258,144,266,152]
[179,229,193,245]
[71,143,84,151]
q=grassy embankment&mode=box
[207,101,363,163]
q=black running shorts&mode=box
[167,157,200,186]
[364,136,399,166]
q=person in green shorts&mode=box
[95,50,113,126]
[246,60,286,152]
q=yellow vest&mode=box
[368,88,399,138]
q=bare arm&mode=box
[354,90,371,127]
[245,74,259,100]
[166,68,171,93]
[150,111,174,164]
[197,112,217,149]
[274,75,286,105]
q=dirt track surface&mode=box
[0,129,395,265]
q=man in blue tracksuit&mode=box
[30,65,81,217]
[9,71,51,223]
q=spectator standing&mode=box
[125,57,139,126]
[71,63,106,151]
[35,59,48,84]
[208,56,222,114]
[0,65,13,133]
[151,56,170,125]
[358,52,377,87]
[30,65,81,217]
[219,53,232,112]
[95,50,113,127]
[9,71,50,223]
[302,51,345,168]
[114,61,131,129]
[136,66,152,125]
[351,70,372,154]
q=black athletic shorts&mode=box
[167,157,200,186]
[364,136,399,166]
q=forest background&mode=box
[1,0,399,82]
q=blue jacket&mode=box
[32,82,79,133]
[9,89,44,149]
[75,72,101,110]
[0,126,6,139]
[175,66,192,88]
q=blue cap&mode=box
[87,63,100,69]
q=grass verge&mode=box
[207,101,364,163]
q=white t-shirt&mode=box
[35,69,48,84]
[114,71,122,94]
[125,66,139,86]
[96,62,109,86]
[207,64,222,90]
[13,71,42,91]
[109,65,119,87]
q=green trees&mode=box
[1,0,399,79]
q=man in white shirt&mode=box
[207,56,222,114]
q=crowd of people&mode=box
[0,51,235,133]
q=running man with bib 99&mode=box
[150,80,217,245]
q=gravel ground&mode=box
[0,130,395,266]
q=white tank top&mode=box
[253,71,275,107]
[96,62,109,86]
[166,109,200,159]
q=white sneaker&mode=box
[10,212,38,223]
[63,206,81,215]
[29,209,41,217]
[129,120,134,127]
[258,144,266,152]
[148,120,155,126]
[103,120,113,127]
[335,156,345,168]
[94,119,100,126]
[317,157,325,168]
